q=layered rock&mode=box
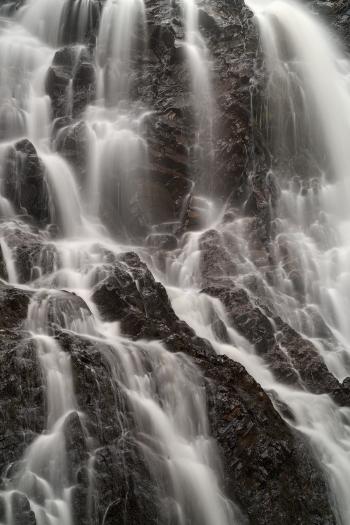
[2,140,51,226]
[0,272,337,524]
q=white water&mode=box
[0,292,78,525]
[158,1,350,522]
[181,0,214,190]
[0,1,239,523]
[1,0,350,522]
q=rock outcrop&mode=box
[0,274,336,524]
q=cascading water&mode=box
[97,0,146,105]
[181,0,214,191]
[0,1,242,523]
[2,0,350,522]
[0,291,81,525]
[244,0,350,377]
[152,1,350,523]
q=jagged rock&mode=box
[92,442,160,525]
[0,244,8,280]
[0,331,45,478]
[9,492,36,525]
[64,410,89,484]
[92,251,214,356]
[0,224,59,283]
[46,47,96,119]
[2,140,51,225]
[0,283,32,330]
[57,330,161,524]
[72,61,96,117]
[203,284,350,406]
[196,354,336,525]
[45,65,71,119]
[199,229,237,285]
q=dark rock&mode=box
[203,284,350,405]
[0,223,59,283]
[0,331,45,477]
[2,140,51,225]
[64,410,89,484]
[0,282,32,330]
[92,251,214,356]
[72,61,96,117]
[45,65,71,119]
[197,354,336,525]
[93,442,160,525]
[199,229,237,285]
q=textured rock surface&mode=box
[3,140,51,226]
[0,0,347,523]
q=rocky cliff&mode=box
[0,0,348,523]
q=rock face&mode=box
[92,251,214,357]
[0,0,347,523]
[0,262,336,524]
[0,222,58,283]
[200,355,336,525]
[2,140,51,225]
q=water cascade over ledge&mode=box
[0,0,350,523]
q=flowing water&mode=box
[181,0,215,191]
[1,0,350,523]
[0,1,237,524]
[161,1,350,523]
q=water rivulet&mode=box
[0,0,349,523]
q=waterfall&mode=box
[1,0,350,522]
[156,0,350,522]
[0,1,241,523]
[245,0,350,378]
[0,291,80,525]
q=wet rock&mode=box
[199,229,237,285]
[0,244,8,280]
[145,233,178,251]
[0,331,45,477]
[3,140,51,226]
[244,170,281,244]
[46,47,96,119]
[72,61,96,117]
[0,224,59,283]
[45,65,71,119]
[58,331,125,444]
[93,442,160,525]
[56,330,160,524]
[64,410,89,484]
[203,284,350,405]
[10,492,36,525]
[196,354,336,525]
[55,120,90,185]
[92,251,214,356]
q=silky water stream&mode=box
[0,0,239,523]
[1,0,350,523]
